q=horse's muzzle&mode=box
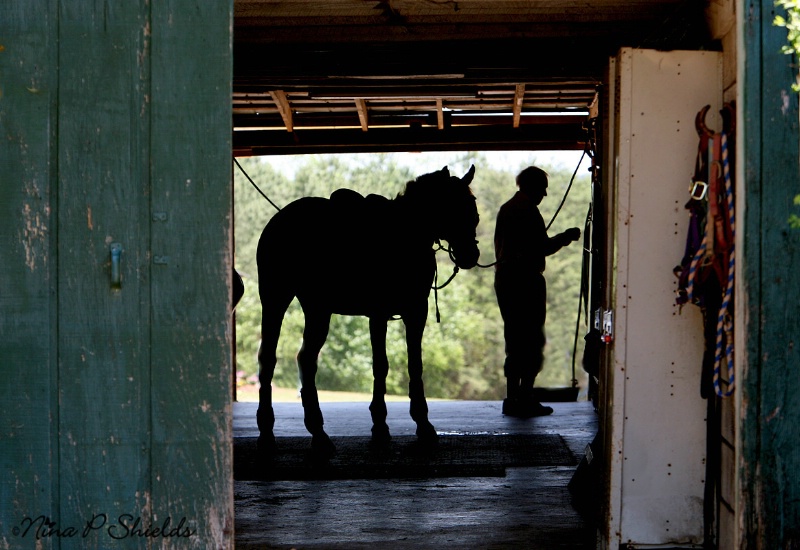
[453,242,480,270]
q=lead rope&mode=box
[547,147,587,231]
[713,132,735,397]
[432,241,461,323]
[685,237,708,303]
[434,265,441,323]
[234,158,282,212]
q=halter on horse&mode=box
[256,166,480,456]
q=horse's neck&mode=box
[393,194,438,243]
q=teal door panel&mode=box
[148,2,233,545]
[0,2,59,545]
[1,0,233,548]
[742,1,800,546]
[56,6,152,546]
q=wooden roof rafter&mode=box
[355,98,369,131]
[513,84,525,128]
[269,90,294,132]
[236,83,598,126]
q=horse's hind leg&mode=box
[404,314,438,445]
[368,317,391,445]
[256,288,293,456]
[297,309,336,457]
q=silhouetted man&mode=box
[494,166,581,417]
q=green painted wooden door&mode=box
[742,1,800,547]
[1,1,233,548]
[56,5,154,544]
[0,2,60,546]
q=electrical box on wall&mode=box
[600,48,722,549]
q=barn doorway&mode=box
[231,150,595,406]
[228,4,713,545]
[229,148,603,549]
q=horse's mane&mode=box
[395,169,474,201]
[395,172,433,200]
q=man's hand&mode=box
[563,227,581,243]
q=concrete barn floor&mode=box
[233,399,599,549]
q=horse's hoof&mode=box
[372,424,392,443]
[311,434,336,458]
[416,424,439,447]
[257,434,277,458]
[370,425,392,448]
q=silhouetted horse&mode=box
[256,166,480,456]
[232,268,244,311]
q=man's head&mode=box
[516,166,548,205]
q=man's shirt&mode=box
[494,190,547,273]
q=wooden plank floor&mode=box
[234,399,599,549]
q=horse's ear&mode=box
[462,165,476,185]
[441,166,450,176]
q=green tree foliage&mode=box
[774,1,800,227]
[775,0,800,92]
[233,153,591,399]
[792,194,800,229]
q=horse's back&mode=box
[256,190,429,315]
[260,191,391,251]
[257,191,392,279]
[258,196,324,261]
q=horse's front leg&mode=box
[256,339,277,456]
[256,289,294,457]
[297,310,336,457]
[404,312,438,445]
[368,317,391,445]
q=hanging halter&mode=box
[675,103,736,398]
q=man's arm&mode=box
[544,227,581,256]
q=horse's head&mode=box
[434,165,481,270]
[399,165,481,269]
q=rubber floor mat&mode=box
[234,434,577,481]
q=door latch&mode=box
[601,310,614,343]
[110,243,122,289]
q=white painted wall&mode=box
[602,48,723,548]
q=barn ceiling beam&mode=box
[233,112,588,131]
[234,39,612,83]
[234,20,701,46]
[233,122,589,157]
